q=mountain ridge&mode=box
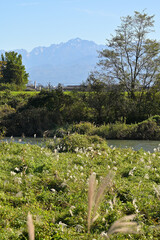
[0,38,105,86]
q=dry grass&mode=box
[27,212,35,240]
[106,214,139,238]
[87,172,139,238]
[87,171,114,233]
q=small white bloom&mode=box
[113,167,117,171]
[14,177,22,184]
[15,167,20,172]
[100,232,108,237]
[144,174,149,180]
[75,224,84,233]
[75,147,79,153]
[108,200,113,210]
[16,191,23,197]
[59,221,67,232]
[129,167,136,176]
[74,164,78,170]
[69,206,75,216]
[10,171,16,176]
[50,188,56,193]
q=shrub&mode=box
[133,119,160,140]
[149,115,160,126]
[71,122,96,135]
[47,133,108,152]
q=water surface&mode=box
[107,139,160,152]
[1,137,160,153]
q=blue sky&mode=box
[1,0,160,52]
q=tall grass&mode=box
[87,172,139,238]
[27,212,35,240]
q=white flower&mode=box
[59,221,67,231]
[129,167,136,176]
[133,199,139,213]
[75,147,79,153]
[101,231,108,237]
[144,174,149,180]
[74,164,78,170]
[50,188,56,193]
[69,206,75,216]
[113,167,117,171]
[108,200,113,210]
[75,224,84,233]
[10,171,16,176]
[16,191,23,197]
[139,158,144,163]
[15,167,20,172]
[14,177,22,184]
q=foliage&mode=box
[98,11,160,98]
[47,133,108,152]
[0,138,160,239]
[1,88,160,137]
[0,51,29,90]
[71,122,97,135]
[70,118,160,140]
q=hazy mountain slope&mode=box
[0,38,105,86]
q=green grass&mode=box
[7,91,39,96]
[0,136,160,239]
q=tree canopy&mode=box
[98,11,160,98]
[0,51,29,90]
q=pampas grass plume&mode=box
[27,212,35,240]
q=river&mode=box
[1,137,160,153]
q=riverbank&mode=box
[67,117,160,140]
[1,136,160,152]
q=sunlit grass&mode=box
[0,136,160,239]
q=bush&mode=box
[47,133,108,152]
[0,104,15,119]
[133,119,160,140]
[71,122,96,135]
[149,115,160,126]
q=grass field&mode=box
[0,134,160,239]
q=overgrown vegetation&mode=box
[0,135,160,239]
[1,87,160,138]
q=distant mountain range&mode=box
[0,38,105,86]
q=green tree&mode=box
[0,51,29,90]
[99,11,160,99]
